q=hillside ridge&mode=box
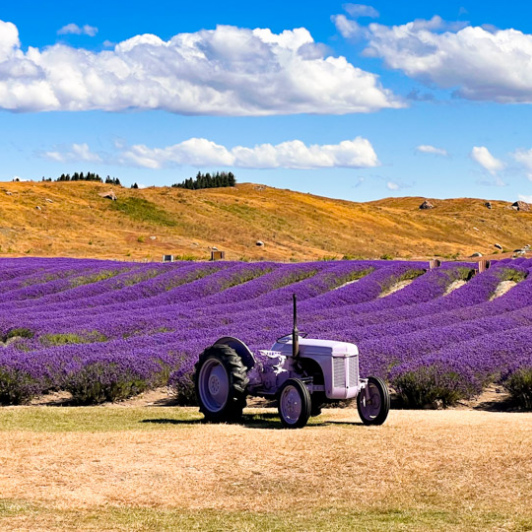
[0,181,530,261]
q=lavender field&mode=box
[1,257,531,408]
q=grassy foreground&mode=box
[1,407,532,531]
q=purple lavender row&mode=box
[2,261,226,319]
[4,262,275,333]
[305,262,524,336]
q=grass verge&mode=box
[0,407,531,531]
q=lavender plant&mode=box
[0,257,530,408]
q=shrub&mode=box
[3,328,34,342]
[65,362,150,404]
[168,358,197,406]
[391,364,478,408]
[502,368,532,409]
[64,354,171,405]
[0,367,41,405]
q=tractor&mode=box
[194,295,390,428]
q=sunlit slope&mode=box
[0,181,530,260]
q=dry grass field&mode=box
[1,181,532,261]
[1,403,531,531]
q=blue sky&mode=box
[1,0,532,202]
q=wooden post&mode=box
[429,259,441,269]
[210,250,225,261]
[478,259,490,273]
[162,255,174,262]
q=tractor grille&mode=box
[333,358,346,387]
[348,356,359,388]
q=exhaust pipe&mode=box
[292,293,299,358]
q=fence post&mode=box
[478,259,490,273]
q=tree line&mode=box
[172,171,236,190]
[42,173,122,185]
[37,170,236,190]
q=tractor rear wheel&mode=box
[194,344,248,422]
[278,378,311,429]
[357,376,390,425]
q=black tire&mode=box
[357,376,390,426]
[194,343,248,422]
[278,378,311,429]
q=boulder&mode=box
[511,201,530,211]
[256,240,265,247]
[419,200,434,210]
[99,191,117,201]
[494,243,503,250]
[485,201,492,209]
[470,252,482,258]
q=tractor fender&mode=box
[212,336,255,370]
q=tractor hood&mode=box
[271,337,359,358]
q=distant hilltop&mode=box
[0,180,531,261]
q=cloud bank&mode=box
[0,20,401,115]
[362,16,532,102]
[44,137,380,170]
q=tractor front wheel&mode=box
[278,378,311,429]
[357,376,390,425]
[194,344,248,422]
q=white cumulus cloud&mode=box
[0,20,401,115]
[46,137,380,170]
[44,143,102,163]
[513,148,532,181]
[332,15,364,39]
[344,4,380,18]
[470,146,504,175]
[57,23,98,37]
[363,17,532,102]
[416,145,449,156]
[386,181,399,190]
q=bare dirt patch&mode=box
[450,383,514,411]
[490,280,517,300]
[333,278,359,290]
[379,279,413,298]
[443,279,467,296]
[30,387,177,407]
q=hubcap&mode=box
[199,358,230,413]
[280,385,302,424]
[360,383,382,419]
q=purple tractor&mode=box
[194,295,390,428]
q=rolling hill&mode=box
[0,180,530,261]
